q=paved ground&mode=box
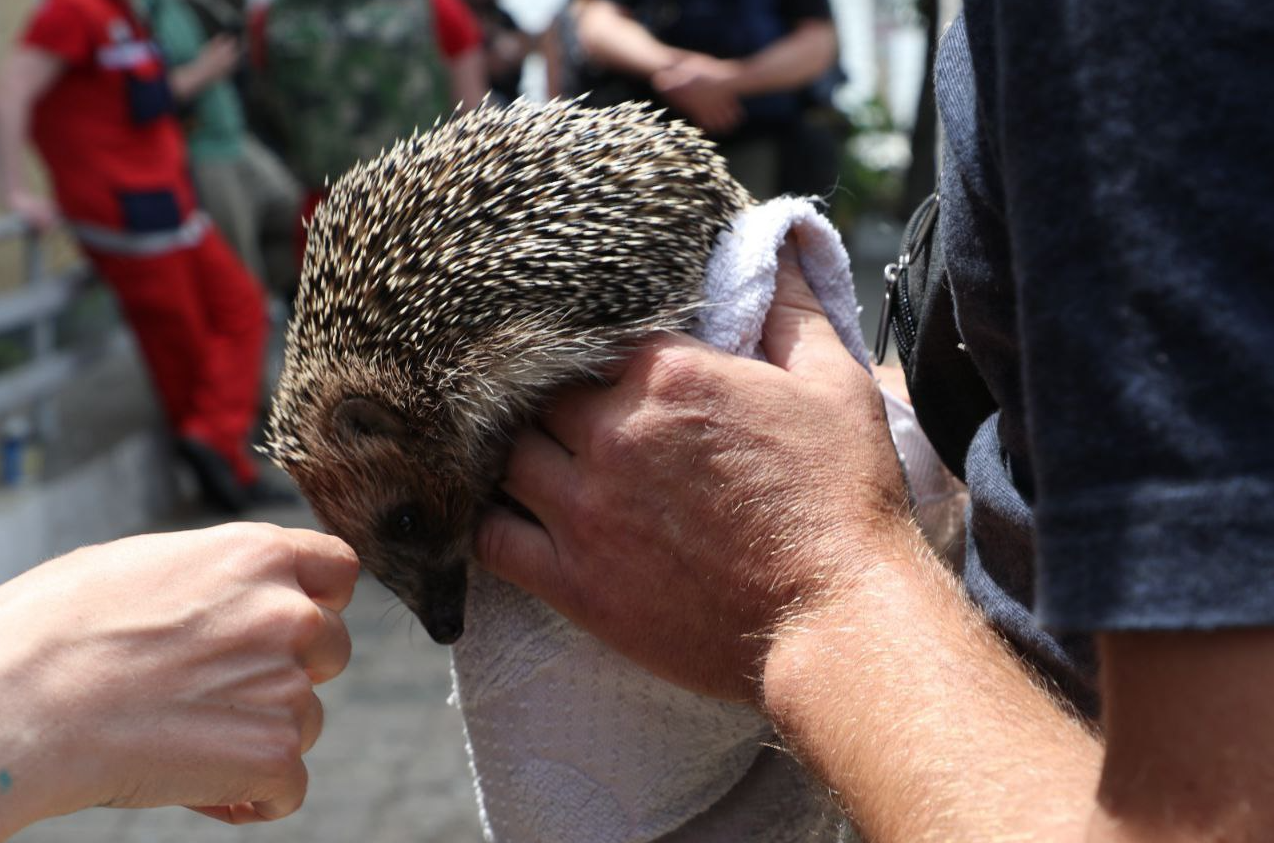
[12,501,486,843]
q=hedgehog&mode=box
[263,100,752,644]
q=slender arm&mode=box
[446,46,489,112]
[0,48,62,224]
[540,20,566,99]
[167,34,240,102]
[727,18,837,97]
[574,0,682,80]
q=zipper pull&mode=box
[874,261,901,366]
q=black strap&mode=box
[875,192,998,482]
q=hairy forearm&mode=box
[762,524,1103,842]
[575,0,681,79]
[729,20,838,97]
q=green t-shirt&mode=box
[142,0,245,161]
[263,0,450,189]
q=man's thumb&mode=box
[760,239,855,378]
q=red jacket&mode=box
[23,0,196,231]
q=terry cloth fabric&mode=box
[450,196,960,843]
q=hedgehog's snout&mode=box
[413,562,469,645]
[424,611,464,645]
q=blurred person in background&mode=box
[464,0,533,105]
[0,0,282,513]
[566,0,842,200]
[143,0,304,299]
[250,0,488,233]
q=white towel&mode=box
[696,196,869,364]
[450,197,960,843]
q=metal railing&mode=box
[0,214,95,451]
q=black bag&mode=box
[874,192,998,483]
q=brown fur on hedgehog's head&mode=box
[263,100,751,644]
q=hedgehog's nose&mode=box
[424,612,465,645]
[416,565,468,645]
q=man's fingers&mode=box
[475,507,570,613]
[300,604,352,685]
[187,803,267,824]
[541,332,722,455]
[500,427,574,524]
[298,692,324,755]
[187,756,307,826]
[761,239,856,379]
[185,695,322,824]
[709,100,743,133]
[540,383,606,456]
[286,529,359,612]
[248,761,309,822]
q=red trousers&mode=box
[86,229,267,484]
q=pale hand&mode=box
[653,53,745,135]
[193,34,241,86]
[5,189,57,232]
[0,524,358,837]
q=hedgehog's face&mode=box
[295,397,477,644]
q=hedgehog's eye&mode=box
[387,504,425,542]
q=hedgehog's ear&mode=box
[331,397,410,444]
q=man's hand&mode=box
[652,53,745,135]
[0,524,358,839]
[477,253,1109,842]
[169,34,241,101]
[4,188,57,232]
[477,246,910,702]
